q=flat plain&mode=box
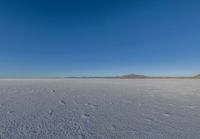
[0,79,200,139]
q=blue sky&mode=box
[0,0,200,77]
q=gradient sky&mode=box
[0,0,200,77]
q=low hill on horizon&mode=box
[119,74,148,78]
[194,74,200,78]
[67,74,200,79]
[120,74,200,79]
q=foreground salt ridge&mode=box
[0,79,200,139]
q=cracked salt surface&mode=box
[0,79,200,138]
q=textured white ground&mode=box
[0,79,200,139]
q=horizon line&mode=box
[0,73,199,79]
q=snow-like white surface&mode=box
[0,79,200,139]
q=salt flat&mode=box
[0,79,200,139]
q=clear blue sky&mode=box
[0,0,200,77]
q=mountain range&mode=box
[67,74,200,79]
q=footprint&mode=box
[145,117,154,122]
[81,113,90,119]
[52,89,56,93]
[77,134,86,139]
[168,104,174,106]
[59,100,66,105]
[103,94,108,97]
[48,109,53,116]
[7,111,15,114]
[32,130,38,135]
[123,100,132,104]
[187,105,195,109]
[31,128,41,135]
[138,103,142,107]
[85,103,97,109]
[163,112,170,117]
[110,124,117,130]
[50,90,56,95]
